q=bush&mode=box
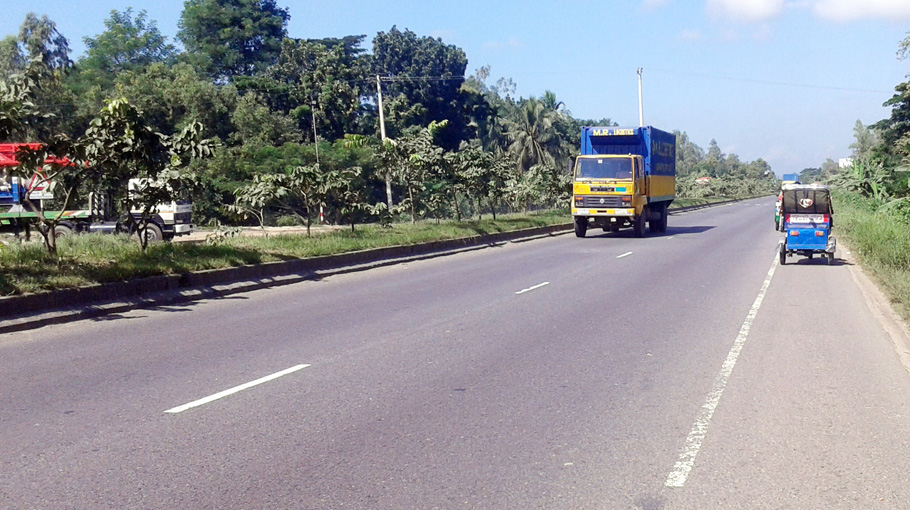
[276,215,303,227]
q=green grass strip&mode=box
[0,211,568,296]
[832,191,910,322]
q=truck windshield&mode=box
[575,157,633,180]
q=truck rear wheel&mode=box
[648,216,659,233]
[649,204,668,233]
[574,217,587,238]
[54,225,72,238]
[658,205,668,232]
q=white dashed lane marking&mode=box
[515,282,550,295]
[165,364,311,414]
[665,256,778,488]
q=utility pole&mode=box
[311,98,323,224]
[311,98,320,165]
[377,75,393,209]
[376,75,387,141]
[637,68,644,128]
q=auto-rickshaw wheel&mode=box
[826,252,834,265]
[779,245,786,265]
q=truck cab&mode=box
[572,154,647,235]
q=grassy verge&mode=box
[0,210,569,296]
[832,191,910,322]
[672,197,738,208]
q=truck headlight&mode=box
[574,196,584,206]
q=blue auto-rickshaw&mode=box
[778,184,836,265]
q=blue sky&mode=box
[3,0,910,175]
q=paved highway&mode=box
[3,198,910,509]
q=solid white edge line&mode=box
[665,256,778,488]
[516,282,550,295]
[617,252,634,259]
[165,364,311,414]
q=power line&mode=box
[647,67,893,95]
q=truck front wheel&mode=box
[136,223,164,244]
[574,217,588,238]
[633,209,646,238]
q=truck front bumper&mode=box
[174,224,193,235]
[573,208,634,217]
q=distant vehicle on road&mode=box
[775,174,801,231]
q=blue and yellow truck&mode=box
[571,126,676,237]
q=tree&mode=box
[898,32,910,62]
[502,97,560,173]
[2,15,79,141]
[0,36,25,75]
[230,92,301,146]
[75,9,176,91]
[0,62,52,141]
[178,0,290,79]
[876,80,910,148]
[77,98,217,250]
[232,163,346,236]
[376,122,446,223]
[448,145,513,220]
[372,27,468,148]
[17,13,71,71]
[799,167,822,183]
[706,139,724,164]
[104,62,238,141]
[674,131,705,176]
[850,119,878,160]
[259,36,369,141]
[228,173,280,230]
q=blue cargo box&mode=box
[580,126,676,177]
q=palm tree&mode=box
[502,97,561,172]
[540,90,565,113]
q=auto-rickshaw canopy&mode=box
[780,183,833,215]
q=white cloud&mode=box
[707,0,785,22]
[811,0,910,21]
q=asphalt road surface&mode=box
[3,197,910,509]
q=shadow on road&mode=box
[781,256,853,267]
[581,225,715,238]
[88,294,251,323]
